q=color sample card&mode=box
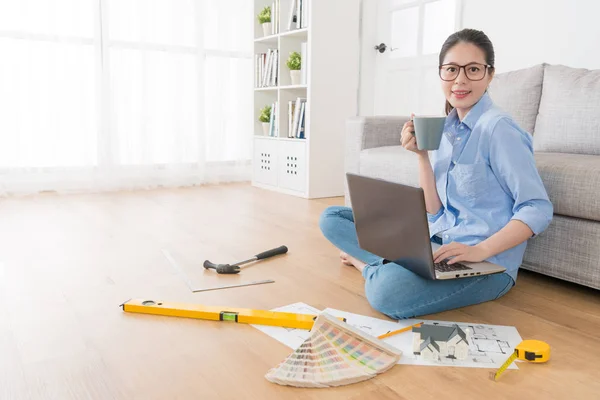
[265,313,402,388]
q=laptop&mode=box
[345,173,506,280]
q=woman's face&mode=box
[440,42,493,116]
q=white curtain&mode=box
[0,0,253,196]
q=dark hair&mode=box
[439,29,495,115]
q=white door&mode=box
[372,0,462,117]
[448,345,455,357]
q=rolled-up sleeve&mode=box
[427,206,444,223]
[489,118,554,237]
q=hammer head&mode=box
[203,260,241,274]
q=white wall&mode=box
[358,0,600,115]
[462,0,600,73]
[358,0,378,116]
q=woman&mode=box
[319,29,553,320]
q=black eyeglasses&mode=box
[439,63,493,81]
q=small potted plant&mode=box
[259,105,271,135]
[257,6,271,37]
[287,51,302,85]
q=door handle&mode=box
[374,43,397,53]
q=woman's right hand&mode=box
[401,113,427,156]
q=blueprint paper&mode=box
[324,307,522,370]
[252,303,522,369]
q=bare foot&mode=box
[340,251,354,266]
[339,251,367,273]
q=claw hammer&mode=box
[203,245,288,274]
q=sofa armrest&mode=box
[344,116,410,206]
[345,116,410,174]
[348,116,410,150]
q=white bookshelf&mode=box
[252,0,361,199]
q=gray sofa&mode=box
[345,63,600,290]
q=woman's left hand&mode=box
[433,242,490,264]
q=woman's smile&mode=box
[452,90,471,100]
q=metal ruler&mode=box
[162,249,274,292]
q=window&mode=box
[0,0,252,193]
[389,0,458,59]
[0,0,96,168]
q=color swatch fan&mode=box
[265,312,402,388]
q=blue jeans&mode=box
[319,206,515,320]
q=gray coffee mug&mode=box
[413,116,446,150]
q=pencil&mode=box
[377,322,424,339]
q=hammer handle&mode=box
[255,245,288,260]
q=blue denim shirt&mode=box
[427,92,553,282]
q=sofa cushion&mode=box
[358,148,600,222]
[488,63,545,134]
[534,65,600,155]
[359,146,420,188]
[535,152,600,221]
[522,214,600,290]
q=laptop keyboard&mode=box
[434,259,472,272]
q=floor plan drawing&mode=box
[397,320,523,368]
[251,304,523,369]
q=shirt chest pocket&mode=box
[450,162,490,201]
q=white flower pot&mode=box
[262,22,272,37]
[290,70,301,85]
[262,122,271,136]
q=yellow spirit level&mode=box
[493,340,551,381]
[120,299,345,330]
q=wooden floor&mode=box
[0,183,599,399]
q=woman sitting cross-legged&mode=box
[319,28,553,320]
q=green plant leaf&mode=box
[257,6,271,24]
[286,51,301,70]
[259,105,272,122]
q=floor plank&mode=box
[0,183,598,399]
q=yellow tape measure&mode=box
[493,340,550,381]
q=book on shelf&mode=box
[302,0,308,28]
[268,101,279,137]
[268,101,274,136]
[300,41,307,85]
[264,50,273,87]
[255,49,278,88]
[288,97,306,139]
[298,101,306,139]
[287,0,309,31]
[273,49,278,86]
[271,0,280,35]
[287,101,294,138]
[275,100,279,137]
